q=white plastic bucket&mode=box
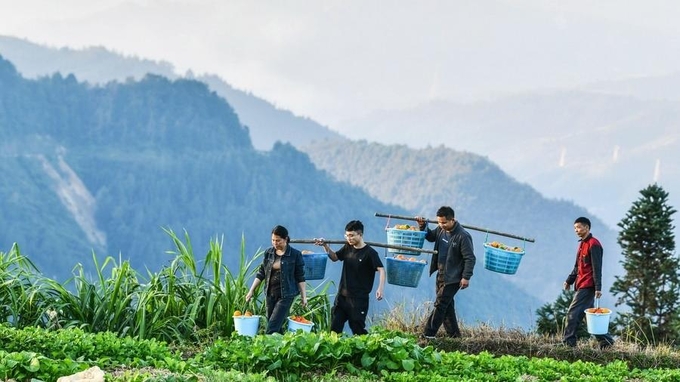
[233,315,260,337]
[288,317,314,333]
[584,308,611,335]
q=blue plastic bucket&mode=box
[288,317,314,333]
[233,315,260,337]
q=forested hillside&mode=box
[0,55,391,278]
[0,55,544,328]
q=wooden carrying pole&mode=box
[290,239,437,254]
[375,212,536,243]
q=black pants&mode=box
[265,292,294,334]
[424,276,461,337]
[563,287,615,347]
[331,294,369,335]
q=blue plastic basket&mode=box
[385,256,427,288]
[386,228,427,256]
[483,243,525,275]
[303,253,328,280]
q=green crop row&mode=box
[3,324,679,382]
[0,350,87,382]
[0,324,174,368]
[198,328,440,379]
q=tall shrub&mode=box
[610,184,680,344]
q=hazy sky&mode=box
[2,0,680,138]
[2,0,680,234]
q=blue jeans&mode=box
[266,293,294,334]
[563,287,615,347]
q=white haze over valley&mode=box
[2,0,680,234]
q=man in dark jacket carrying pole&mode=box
[416,206,476,339]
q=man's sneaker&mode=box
[417,334,435,346]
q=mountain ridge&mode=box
[339,90,680,234]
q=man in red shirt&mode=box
[562,217,615,349]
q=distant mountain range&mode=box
[338,88,680,238]
[0,35,343,151]
[6,32,673,237]
[195,73,345,149]
[0,36,634,329]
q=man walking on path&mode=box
[315,220,385,335]
[416,206,476,339]
[562,216,615,349]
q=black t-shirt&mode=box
[336,244,383,298]
[268,268,281,296]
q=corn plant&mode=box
[1,230,335,343]
[151,228,265,341]
[42,253,140,336]
[0,243,48,328]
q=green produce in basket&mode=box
[488,241,523,253]
[393,224,419,231]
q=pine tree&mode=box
[610,184,679,344]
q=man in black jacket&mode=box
[417,206,476,339]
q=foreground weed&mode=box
[0,243,48,327]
